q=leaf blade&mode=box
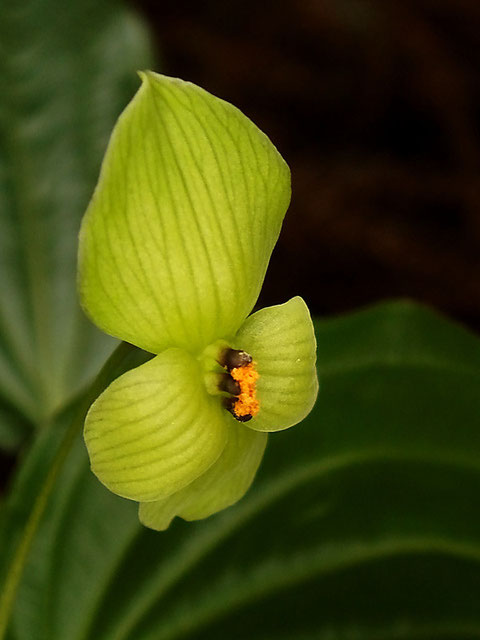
[0,0,152,425]
[4,301,480,640]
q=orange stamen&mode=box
[230,362,260,417]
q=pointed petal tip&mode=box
[137,70,192,91]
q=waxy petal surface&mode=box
[84,348,227,502]
[234,297,318,432]
[139,421,267,530]
[78,72,291,354]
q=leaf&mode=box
[0,342,153,639]
[3,300,480,639]
[0,0,152,428]
[78,72,291,355]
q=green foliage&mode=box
[2,301,480,639]
[0,0,151,441]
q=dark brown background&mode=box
[135,0,480,329]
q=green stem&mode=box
[0,342,149,639]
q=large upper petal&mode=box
[234,296,318,432]
[78,71,291,354]
[139,421,267,530]
[84,348,227,502]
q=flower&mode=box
[78,72,318,530]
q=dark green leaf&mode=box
[4,301,480,640]
[0,0,152,428]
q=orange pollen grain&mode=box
[230,362,260,417]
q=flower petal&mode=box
[138,422,267,530]
[84,348,227,502]
[78,71,291,354]
[234,296,318,432]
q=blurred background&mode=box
[134,0,480,330]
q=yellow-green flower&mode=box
[78,72,318,530]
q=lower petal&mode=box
[84,348,227,502]
[139,423,267,530]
